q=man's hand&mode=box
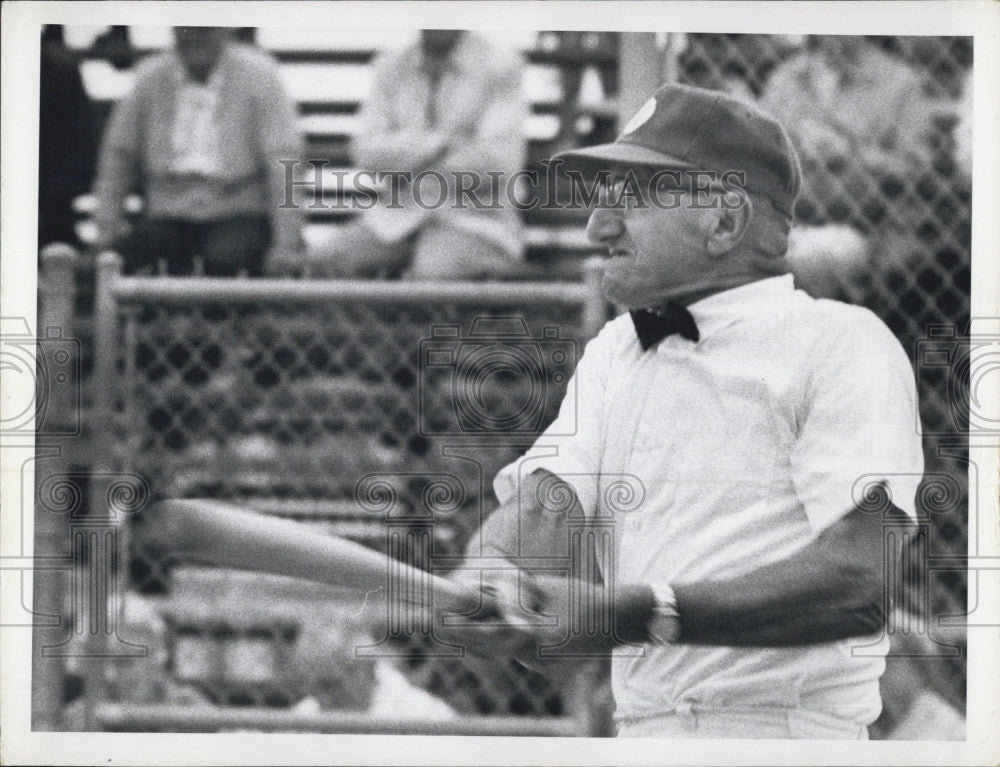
[436,565,552,662]
[508,573,656,667]
[440,567,640,670]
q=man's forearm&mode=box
[673,562,884,647]
[354,131,449,175]
[671,507,900,646]
[92,147,135,248]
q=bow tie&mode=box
[630,305,700,351]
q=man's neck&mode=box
[657,270,784,310]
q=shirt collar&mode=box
[683,274,796,342]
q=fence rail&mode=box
[94,703,585,735]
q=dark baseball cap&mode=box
[553,82,802,217]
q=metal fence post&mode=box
[80,251,123,729]
[31,243,78,730]
[581,256,607,341]
[662,32,680,84]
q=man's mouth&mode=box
[608,247,633,260]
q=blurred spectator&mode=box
[786,224,869,303]
[308,30,527,280]
[91,25,137,71]
[231,27,258,46]
[39,25,98,248]
[542,31,619,152]
[761,36,941,228]
[954,69,973,180]
[92,27,303,276]
[871,608,966,740]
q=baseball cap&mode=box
[553,83,802,217]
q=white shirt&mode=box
[170,66,225,176]
[493,275,923,726]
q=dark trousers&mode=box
[117,216,270,276]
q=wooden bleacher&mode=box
[66,27,618,276]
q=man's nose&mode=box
[586,206,625,244]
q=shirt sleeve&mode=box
[352,49,433,171]
[92,66,145,245]
[252,55,303,158]
[791,307,924,531]
[251,54,304,250]
[492,321,615,517]
[440,51,528,179]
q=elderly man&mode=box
[308,30,527,280]
[445,83,923,739]
[92,26,303,276]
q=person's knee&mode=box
[410,230,515,281]
[307,223,409,278]
[407,254,468,280]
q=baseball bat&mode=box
[146,498,482,615]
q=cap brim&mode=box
[551,142,694,177]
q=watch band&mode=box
[647,583,681,645]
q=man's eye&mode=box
[600,181,622,207]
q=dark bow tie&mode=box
[630,304,700,351]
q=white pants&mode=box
[616,706,870,739]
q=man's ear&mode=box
[706,196,753,258]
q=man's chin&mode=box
[602,274,660,310]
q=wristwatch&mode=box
[647,583,681,645]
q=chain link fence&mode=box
[70,258,608,733]
[35,31,972,737]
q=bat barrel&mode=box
[145,499,480,615]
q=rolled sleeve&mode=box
[253,61,304,250]
[254,62,303,159]
[441,56,527,178]
[791,308,924,531]
[493,322,614,516]
[352,50,424,171]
